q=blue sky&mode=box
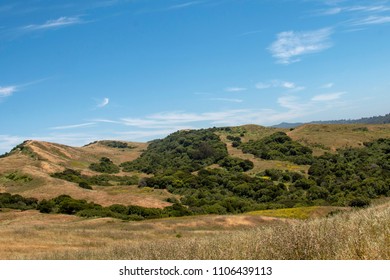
[1,0,390,153]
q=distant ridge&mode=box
[272,113,390,128]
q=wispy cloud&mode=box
[0,86,17,97]
[0,78,50,100]
[268,28,333,64]
[350,15,390,25]
[49,123,97,130]
[311,92,345,102]
[23,16,83,31]
[322,5,390,15]
[255,80,305,91]
[209,98,243,103]
[225,87,247,92]
[0,135,24,153]
[97,97,110,108]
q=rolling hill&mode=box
[1,123,390,213]
[1,122,390,260]
[273,112,390,128]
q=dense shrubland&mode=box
[3,128,389,221]
[131,132,390,212]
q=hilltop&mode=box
[273,112,390,128]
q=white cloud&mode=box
[23,16,83,31]
[50,123,96,130]
[321,82,334,88]
[0,86,17,97]
[269,28,333,64]
[311,92,345,101]
[255,80,305,92]
[97,97,110,108]
[281,81,296,89]
[255,82,271,90]
[225,87,247,92]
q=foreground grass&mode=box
[1,202,389,260]
[42,203,390,260]
[247,206,332,220]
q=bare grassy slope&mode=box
[288,123,390,155]
[216,123,390,157]
[0,140,171,208]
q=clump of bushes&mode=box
[239,132,314,165]
[0,193,38,210]
[51,168,138,186]
[100,141,134,149]
[120,129,228,174]
[218,156,253,172]
[89,157,120,174]
[36,195,191,220]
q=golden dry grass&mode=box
[288,123,390,155]
[0,210,278,260]
[1,202,389,260]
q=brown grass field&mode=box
[0,201,389,259]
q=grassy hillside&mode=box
[1,123,390,212]
[0,140,172,208]
[288,123,390,155]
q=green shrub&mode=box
[240,132,313,164]
[89,157,120,174]
[348,197,370,208]
[79,182,92,190]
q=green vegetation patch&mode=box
[247,206,320,220]
[89,157,120,174]
[37,195,190,220]
[120,129,228,174]
[99,140,135,149]
[51,168,138,187]
[1,172,33,183]
[239,132,314,165]
[0,141,37,159]
[308,138,390,207]
[218,156,254,172]
[0,193,38,210]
